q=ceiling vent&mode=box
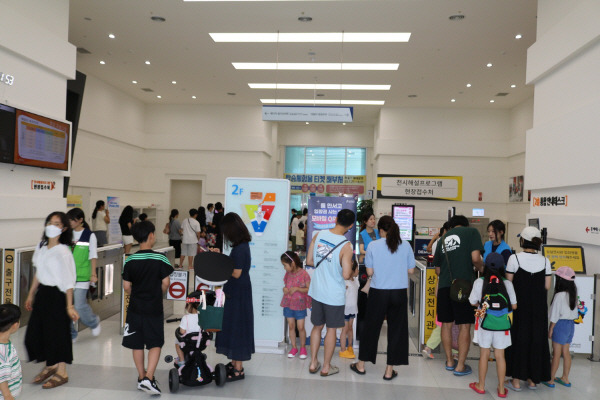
[496,92,509,96]
[141,88,154,92]
[76,47,91,54]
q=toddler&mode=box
[175,294,201,366]
[340,256,359,359]
[0,304,22,400]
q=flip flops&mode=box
[383,370,398,381]
[445,360,458,371]
[504,381,522,392]
[350,363,366,375]
[542,381,555,388]
[309,361,321,374]
[453,364,472,376]
[469,382,485,394]
[320,365,339,377]
[555,378,572,387]
[497,388,508,398]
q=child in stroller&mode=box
[165,291,226,393]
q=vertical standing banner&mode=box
[305,196,357,344]
[570,276,594,354]
[107,196,121,245]
[225,178,290,351]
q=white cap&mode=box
[518,226,541,241]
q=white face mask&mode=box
[45,225,63,238]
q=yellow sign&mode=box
[377,175,463,201]
[67,194,82,209]
[3,249,15,304]
[284,174,366,195]
[424,268,438,344]
[542,245,586,274]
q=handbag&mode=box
[197,290,225,332]
[443,239,472,303]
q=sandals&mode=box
[383,370,398,381]
[320,365,339,377]
[350,363,366,375]
[225,363,245,382]
[309,361,321,374]
[33,367,58,384]
[42,374,68,389]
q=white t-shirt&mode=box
[506,252,552,275]
[72,229,98,290]
[92,210,107,231]
[206,211,214,224]
[344,277,360,315]
[469,277,517,306]
[290,218,300,236]
[549,292,579,322]
[179,313,200,333]
[181,218,201,244]
[431,238,440,256]
[295,230,305,246]
[32,244,77,293]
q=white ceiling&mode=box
[68,0,537,125]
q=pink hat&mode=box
[555,266,575,281]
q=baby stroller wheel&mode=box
[215,363,227,387]
[169,368,179,393]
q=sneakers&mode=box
[299,347,308,359]
[339,348,356,359]
[288,348,299,358]
[139,377,161,395]
[137,378,143,390]
[91,324,101,337]
[422,346,434,359]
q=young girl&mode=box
[280,251,311,359]
[340,256,359,359]
[469,253,517,398]
[197,231,208,253]
[175,294,201,366]
[544,267,578,388]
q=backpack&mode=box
[479,275,513,331]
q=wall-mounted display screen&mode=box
[0,102,70,171]
[392,204,415,242]
[472,208,484,217]
[0,104,16,164]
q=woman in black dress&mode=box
[504,227,552,390]
[212,212,254,381]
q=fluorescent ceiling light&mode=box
[260,99,385,105]
[210,32,410,42]
[249,83,391,90]
[234,63,398,71]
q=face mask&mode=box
[45,225,63,238]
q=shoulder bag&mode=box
[307,232,349,268]
[443,239,472,303]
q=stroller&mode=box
[165,290,227,393]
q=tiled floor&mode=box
[12,313,600,399]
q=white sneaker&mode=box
[139,377,161,395]
[72,337,77,344]
[91,324,101,337]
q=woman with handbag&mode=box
[210,212,254,382]
[350,216,415,380]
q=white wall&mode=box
[525,0,600,273]
[0,0,75,248]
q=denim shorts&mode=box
[552,319,575,345]
[344,313,356,321]
[283,307,307,320]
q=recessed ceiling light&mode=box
[157,95,162,99]
[466,83,472,88]
[151,16,166,22]
[260,99,385,105]
[343,123,346,126]
[171,81,177,84]
[145,60,151,65]
[298,16,312,22]
[132,80,138,84]
[451,99,456,102]
[490,100,495,103]
[449,14,465,21]
[305,122,310,125]
[248,83,391,90]
[234,63,399,71]
[486,63,493,67]
[99,60,105,65]
[510,84,516,88]
[108,33,115,39]
[192,96,196,99]
[210,32,411,43]
[515,34,522,39]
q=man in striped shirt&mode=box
[0,304,22,400]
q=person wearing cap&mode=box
[545,266,578,388]
[468,253,517,397]
[504,226,552,391]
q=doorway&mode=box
[170,179,203,221]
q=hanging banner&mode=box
[284,173,365,196]
[107,196,121,244]
[306,196,357,247]
[377,175,462,201]
[225,178,290,348]
[262,105,353,123]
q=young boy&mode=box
[122,221,174,395]
[0,304,22,400]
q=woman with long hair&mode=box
[167,209,182,262]
[25,212,79,389]
[91,200,110,246]
[196,206,207,231]
[358,212,379,263]
[483,220,512,264]
[350,215,415,380]
[210,212,254,382]
[119,205,135,254]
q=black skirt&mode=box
[25,284,73,365]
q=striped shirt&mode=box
[0,341,22,398]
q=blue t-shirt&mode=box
[366,239,415,290]
[308,230,349,306]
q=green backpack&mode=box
[480,276,513,331]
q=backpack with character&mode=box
[478,275,513,331]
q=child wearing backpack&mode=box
[469,253,517,398]
[543,266,578,388]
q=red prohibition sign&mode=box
[169,281,186,299]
